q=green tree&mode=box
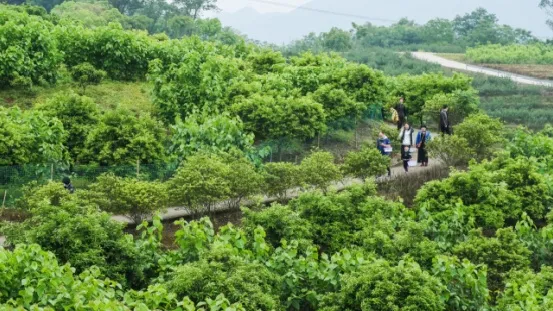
[311,84,363,127]
[341,146,389,180]
[321,259,446,311]
[167,153,231,214]
[0,107,66,165]
[427,135,472,168]
[455,113,504,161]
[89,173,168,224]
[173,0,218,19]
[300,151,342,193]
[223,154,263,209]
[320,27,352,52]
[37,92,99,162]
[0,8,61,88]
[71,62,107,93]
[169,112,255,161]
[262,162,302,201]
[80,108,166,165]
[541,0,553,30]
[231,94,326,143]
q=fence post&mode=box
[2,190,6,208]
[354,119,359,149]
[317,132,320,149]
[136,159,140,178]
[50,163,54,181]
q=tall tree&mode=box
[541,0,553,30]
[173,0,218,19]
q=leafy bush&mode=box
[88,173,168,224]
[71,62,107,92]
[432,255,490,311]
[164,259,283,311]
[496,267,553,311]
[453,228,531,294]
[242,205,313,248]
[167,154,231,214]
[341,146,389,179]
[4,197,147,288]
[299,151,342,193]
[222,154,263,209]
[455,113,504,161]
[427,134,473,168]
[262,162,302,201]
[0,107,66,165]
[80,108,166,165]
[169,113,256,162]
[466,44,553,64]
[37,92,99,161]
[0,8,60,88]
[320,259,446,311]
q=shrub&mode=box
[496,267,553,310]
[71,62,107,93]
[242,205,313,248]
[164,257,283,311]
[432,255,490,311]
[455,113,504,161]
[262,162,302,201]
[320,259,446,311]
[167,154,231,214]
[80,108,166,165]
[37,92,99,161]
[4,199,147,288]
[0,8,60,88]
[299,151,342,193]
[223,154,263,209]
[427,134,472,167]
[341,146,389,179]
[88,173,168,224]
[453,228,531,294]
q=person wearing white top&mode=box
[398,123,414,158]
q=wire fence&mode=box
[0,104,392,208]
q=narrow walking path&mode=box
[0,147,440,247]
[411,52,553,88]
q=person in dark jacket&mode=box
[416,125,431,167]
[377,131,392,177]
[440,105,451,135]
[401,145,412,173]
[394,97,407,130]
[62,176,75,194]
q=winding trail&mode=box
[411,52,553,88]
[0,149,441,247]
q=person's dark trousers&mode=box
[403,161,409,172]
[387,167,391,176]
[397,117,405,130]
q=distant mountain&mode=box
[217,0,551,44]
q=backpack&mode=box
[391,108,399,122]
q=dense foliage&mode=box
[466,44,553,64]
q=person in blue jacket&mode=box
[416,125,431,167]
[377,131,392,177]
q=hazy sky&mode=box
[215,0,309,13]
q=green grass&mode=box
[0,80,154,114]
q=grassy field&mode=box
[438,53,553,80]
[0,80,154,114]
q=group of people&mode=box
[377,97,452,176]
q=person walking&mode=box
[398,122,414,159]
[377,131,392,177]
[416,125,431,167]
[62,176,75,194]
[394,97,407,130]
[401,145,412,173]
[440,105,451,135]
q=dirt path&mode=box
[0,148,440,247]
[411,52,553,88]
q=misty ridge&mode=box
[217,0,551,44]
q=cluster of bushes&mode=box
[5,124,553,310]
[466,44,553,64]
[284,8,536,55]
